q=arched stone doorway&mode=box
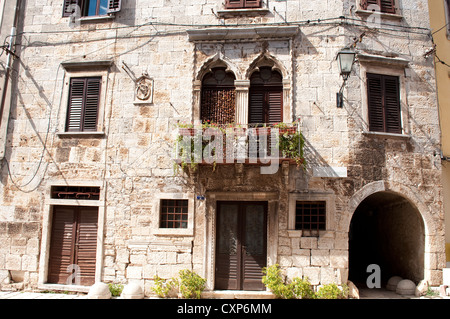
[348,191,425,287]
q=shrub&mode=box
[315,283,348,299]
[151,276,177,298]
[108,283,124,297]
[178,269,207,299]
[290,277,315,299]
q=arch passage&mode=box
[348,191,425,286]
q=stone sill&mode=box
[187,25,299,42]
[355,9,403,21]
[78,14,115,23]
[153,229,194,237]
[57,131,106,138]
[216,8,270,18]
[362,131,411,139]
[38,283,90,293]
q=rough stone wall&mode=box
[0,0,444,293]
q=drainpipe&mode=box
[0,0,20,160]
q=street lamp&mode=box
[336,47,356,108]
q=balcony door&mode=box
[215,201,267,290]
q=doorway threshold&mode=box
[203,290,275,299]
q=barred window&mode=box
[295,201,326,236]
[160,199,189,229]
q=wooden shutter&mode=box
[383,76,401,133]
[367,73,401,133]
[225,0,261,9]
[361,0,395,13]
[48,206,98,286]
[66,77,101,132]
[249,89,264,124]
[367,74,384,132]
[62,0,80,17]
[267,89,283,124]
[107,0,122,13]
[225,0,244,9]
[75,207,98,286]
[48,207,76,284]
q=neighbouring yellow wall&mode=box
[429,0,450,263]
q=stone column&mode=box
[192,80,202,122]
[234,80,250,126]
[283,78,291,123]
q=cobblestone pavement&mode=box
[0,291,88,299]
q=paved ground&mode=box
[0,288,447,299]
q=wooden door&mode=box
[48,206,98,286]
[215,202,267,290]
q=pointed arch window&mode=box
[201,67,236,124]
[248,67,283,125]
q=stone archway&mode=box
[348,191,425,286]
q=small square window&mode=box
[160,199,189,229]
[295,201,326,236]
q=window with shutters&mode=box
[367,73,402,134]
[63,0,121,17]
[201,67,236,124]
[225,0,261,9]
[360,0,396,14]
[249,67,283,125]
[66,77,101,132]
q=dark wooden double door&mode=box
[48,206,98,286]
[215,201,267,291]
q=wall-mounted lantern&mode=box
[336,48,356,108]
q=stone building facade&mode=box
[0,0,446,295]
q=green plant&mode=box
[178,269,207,299]
[108,283,124,297]
[315,283,348,299]
[262,264,290,299]
[277,129,306,168]
[152,275,177,298]
[290,277,315,299]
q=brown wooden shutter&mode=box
[66,77,101,132]
[367,73,384,132]
[48,206,98,286]
[249,89,264,124]
[75,207,98,286]
[383,76,401,133]
[267,89,283,124]
[243,0,261,8]
[48,207,76,285]
[107,0,122,13]
[367,73,401,133]
[225,0,244,9]
[361,0,395,13]
[62,0,80,17]
[225,0,261,9]
[380,0,396,13]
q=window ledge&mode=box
[78,14,115,23]
[153,228,194,237]
[57,131,105,138]
[355,9,403,20]
[362,131,411,139]
[216,8,270,18]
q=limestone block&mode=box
[443,268,450,286]
[415,280,429,297]
[88,282,112,299]
[347,281,360,299]
[396,279,416,295]
[386,276,403,291]
[121,282,144,299]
